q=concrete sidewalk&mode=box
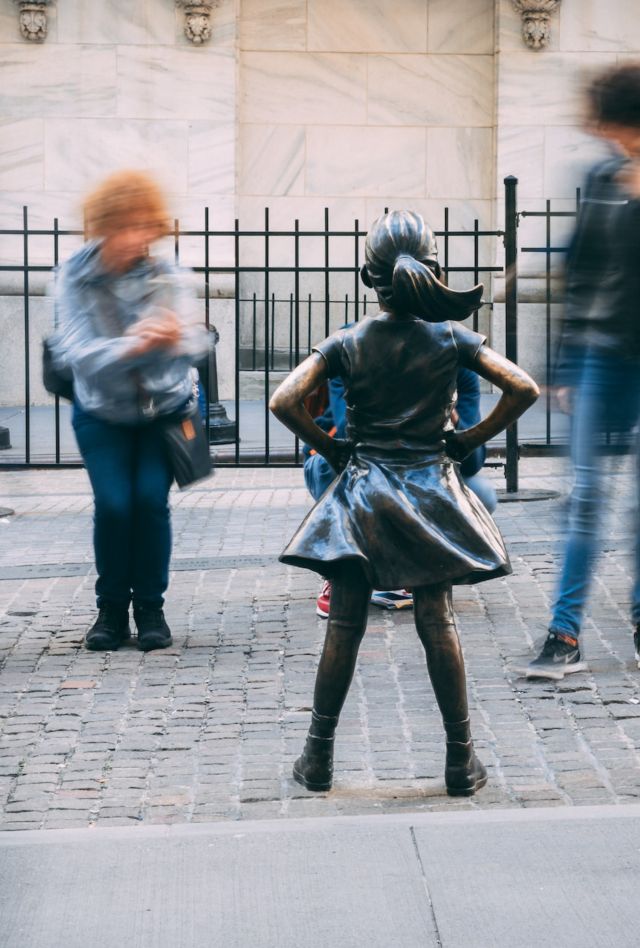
[1,457,640,834]
[1,804,638,948]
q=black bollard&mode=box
[204,326,237,445]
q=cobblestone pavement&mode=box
[1,456,640,831]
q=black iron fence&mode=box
[518,186,580,459]
[0,177,584,486]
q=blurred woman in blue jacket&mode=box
[52,170,209,652]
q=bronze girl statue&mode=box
[270,211,538,796]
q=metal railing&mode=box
[0,195,508,471]
[518,184,579,457]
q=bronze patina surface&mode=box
[270,210,539,796]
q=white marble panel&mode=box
[363,198,494,232]
[117,46,235,121]
[497,52,615,127]
[44,120,190,195]
[559,0,640,52]
[491,302,562,381]
[241,52,367,125]
[0,191,82,236]
[306,126,425,198]
[0,120,44,192]
[428,0,495,54]
[240,125,304,196]
[240,0,307,51]
[426,127,493,199]
[188,122,235,196]
[308,0,427,53]
[57,0,175,45]
[368,55,494,127]
[173,195,236,230]
[497,126,545,200]
[0,46,117,118]
[543,126,610,200]
[238,195,368,230]
[0,8,20,42]
[363,198,496,284]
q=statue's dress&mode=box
[280,314,511,589]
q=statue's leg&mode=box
[413,583,487,797]
[293,561,371,791]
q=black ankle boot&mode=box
[133,605,173,652]
[292,710,338,791]
[85,605,130,651]
[444,718,488,797]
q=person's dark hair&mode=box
[587,62,640,128]
[362,210,483,323]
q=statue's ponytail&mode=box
[391,253,483,322]
[364,210,483,322]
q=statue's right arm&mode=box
[269,352,351,472]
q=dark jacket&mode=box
[556,156,640,383]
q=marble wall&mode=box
[239,0,496,235]
[0,0,237,236]
[237,0,497,358]
[493,0,640,383]
[3,1,640,406]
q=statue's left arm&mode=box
[446,346,539,462]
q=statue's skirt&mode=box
[280,448,511,590]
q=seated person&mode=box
[304,362,497,618]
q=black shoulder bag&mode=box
[160,396,213,489]
[42,337,74,402]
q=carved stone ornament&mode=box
[512,0,561,49]
[176,1,220,45]
[13,0,53,43]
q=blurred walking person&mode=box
[526,64,640,679]
[51,171,209,652]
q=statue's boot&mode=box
[293,710,338,791]
[444,718,488,797]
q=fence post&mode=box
[504,175,519,492]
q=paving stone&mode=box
[2,461,640,830]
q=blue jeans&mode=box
[72,405,174,610]
[551,349,640,637]
[464,473,497,514]
[303,453,337,500]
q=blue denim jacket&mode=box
[51,241,210,424]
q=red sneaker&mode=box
[316,579,331,618]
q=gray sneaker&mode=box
[526,631,587,681]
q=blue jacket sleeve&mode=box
[327,377,347,438]
[455,367,486,478]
